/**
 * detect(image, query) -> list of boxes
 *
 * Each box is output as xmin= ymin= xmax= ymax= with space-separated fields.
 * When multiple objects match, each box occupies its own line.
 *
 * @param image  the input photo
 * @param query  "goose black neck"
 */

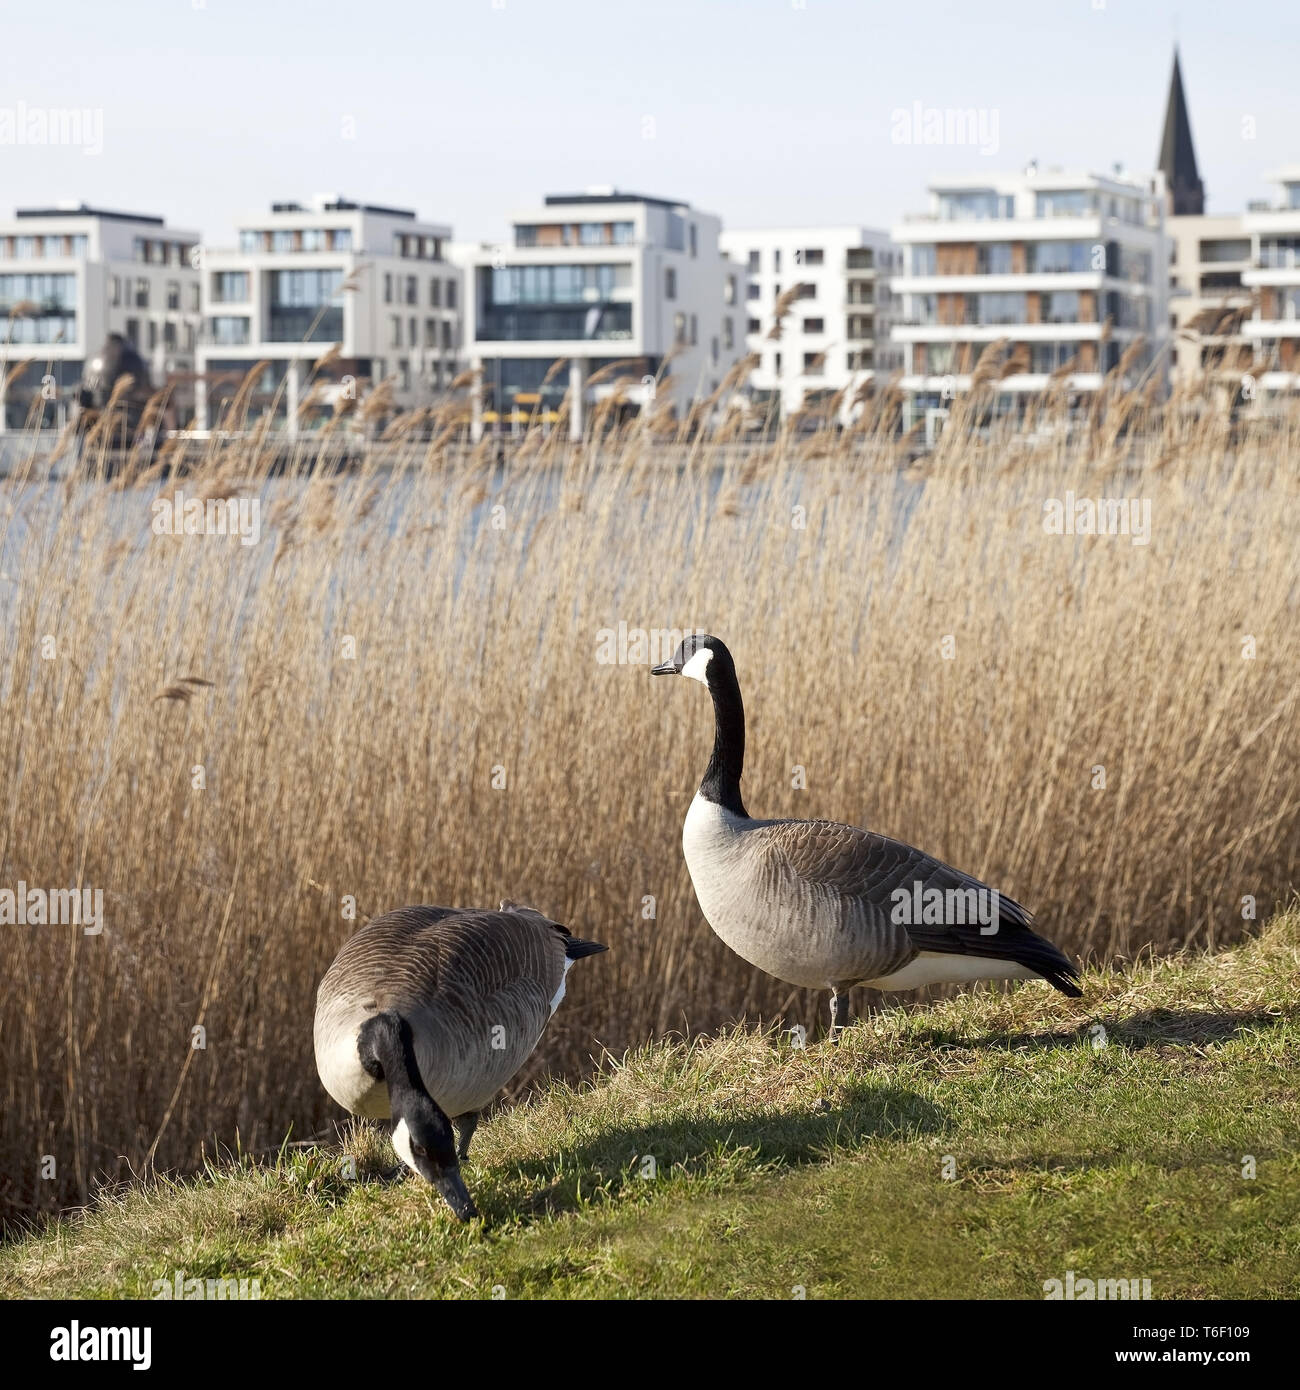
xmin=700 ymin=659 xmax=748 ymax=818
xmin=358 ymin=1010 xmax=440 ymax=1117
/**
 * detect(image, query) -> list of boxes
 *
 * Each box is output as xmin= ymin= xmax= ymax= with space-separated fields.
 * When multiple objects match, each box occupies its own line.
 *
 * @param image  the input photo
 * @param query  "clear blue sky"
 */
xmin=0 ymin=0 xmax=1295 ymax=244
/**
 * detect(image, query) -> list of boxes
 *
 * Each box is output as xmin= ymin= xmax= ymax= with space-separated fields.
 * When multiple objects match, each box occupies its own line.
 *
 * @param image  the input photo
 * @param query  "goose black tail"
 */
xmin=564 ymin=937 xmax=610 ymax=961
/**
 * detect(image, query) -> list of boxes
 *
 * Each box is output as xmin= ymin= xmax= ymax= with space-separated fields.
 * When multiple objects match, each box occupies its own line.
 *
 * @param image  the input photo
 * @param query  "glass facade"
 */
xmin=0 ymin=271 xmax=77 ymax=342
xmin=938 ymin=191 xmax=1014 ymax=220
xmin=1035 ymin=190 xmax=1097 ymax=218
xmin=209 ymin=316 xmax=251 ymax=345
xmin=211 ymin=271 xmax=250 ymax=302
xmin=1028 ymin=240 xmax=1094 ymax=273
xmin=488 ymin=263 xmax=628 ymax=304
xmin=267 ymin=268 xmax=344 ymax=341
xmin=515 ymin=221 xmax=635 ymax=248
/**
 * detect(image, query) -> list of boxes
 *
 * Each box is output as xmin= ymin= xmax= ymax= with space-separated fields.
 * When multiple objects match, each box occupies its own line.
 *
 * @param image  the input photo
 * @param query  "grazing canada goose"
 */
xmin=652 ymin=634 xmax=1081 ymax=1037
xmin=314 ymin=901 xmax=607 ymax=1220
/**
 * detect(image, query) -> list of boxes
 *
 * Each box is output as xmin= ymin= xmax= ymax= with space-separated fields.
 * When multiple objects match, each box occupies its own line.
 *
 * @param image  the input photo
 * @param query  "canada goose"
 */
xmin=651 ymin=635 xmax=1081 ymax=1037
xmin=313 ymin=901 xmax=607 ymax=1220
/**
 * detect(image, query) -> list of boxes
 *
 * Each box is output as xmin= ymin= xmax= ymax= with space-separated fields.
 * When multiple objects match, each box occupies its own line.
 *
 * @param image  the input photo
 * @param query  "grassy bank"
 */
xmin=4 ymin=911 xmax=1296 ymax=1300
xmin=3 ymin=390 xmax=1299 ymax=1225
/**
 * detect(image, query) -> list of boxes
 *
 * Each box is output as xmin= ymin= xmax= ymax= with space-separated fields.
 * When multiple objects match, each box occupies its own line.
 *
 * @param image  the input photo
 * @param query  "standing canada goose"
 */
xmin=651 ymin=634 xmax=1080 ymax=1037
xmin=314 ymin=901 xmax=607 ymax=1220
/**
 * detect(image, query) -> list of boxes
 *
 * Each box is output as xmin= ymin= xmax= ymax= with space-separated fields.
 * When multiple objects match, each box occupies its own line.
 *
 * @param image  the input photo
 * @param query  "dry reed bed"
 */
xmin=1 ymin=391 xmax=1297 ymax=1225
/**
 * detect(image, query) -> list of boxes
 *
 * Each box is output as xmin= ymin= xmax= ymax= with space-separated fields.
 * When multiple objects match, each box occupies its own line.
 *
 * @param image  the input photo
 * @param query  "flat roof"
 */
xmin=542 ymin=191 xmax=687 ymax=210
xmin=14 ymin=205 xmax=166 ymax=225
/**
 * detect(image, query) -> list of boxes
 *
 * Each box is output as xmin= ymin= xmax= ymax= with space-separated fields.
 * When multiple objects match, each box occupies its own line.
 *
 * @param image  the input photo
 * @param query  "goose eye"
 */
xmin=410 ymin=1142 xmax=428 ymax=1159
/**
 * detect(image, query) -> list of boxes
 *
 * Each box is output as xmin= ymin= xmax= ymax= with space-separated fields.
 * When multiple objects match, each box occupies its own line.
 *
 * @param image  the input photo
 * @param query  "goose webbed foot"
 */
xmin=454 ymin=1111 xmax=480 ymax=1162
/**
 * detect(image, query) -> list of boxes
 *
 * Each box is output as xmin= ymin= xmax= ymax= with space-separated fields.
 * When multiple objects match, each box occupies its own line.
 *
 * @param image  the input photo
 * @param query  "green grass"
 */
xmin=4 ymin=914 xmax=1298 ymax=1300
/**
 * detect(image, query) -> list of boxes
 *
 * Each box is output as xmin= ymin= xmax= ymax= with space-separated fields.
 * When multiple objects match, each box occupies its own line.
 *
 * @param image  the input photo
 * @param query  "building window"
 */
xmin=302 ymin=229 xmax=326 ymax=252
xmin=711 ymin=336 xmax=719 ymax=364
xmin=674 ymin=311 xmax=686 ymax=344
xmin=125 ymin=318 xmax=139 ymax=346
xmin=410 ymin=316 xmax=418 ymax=347
xmin=212 ymin=271 xmax=249 ymax=303
xmin=425 ymin=318 xmax=437 ymax=348
xmin=390 ymin=315 xmax=402 ymax=348
xmin=167 ymin=280 xmax=180 ymax=311
xmin=796 ymin=283 xmax=815 ymax=299
xmin=724 ymin=317 xmax=734 ymax=350
xmin=747 ymin=316 xmax=761 ymax=333
xmin=446 ymin=279 xmax=457 ymax=310
xmin=209 ymin=316 xmax=249 ymax=346
xmin=441 ymin=320 xmax=452 ymax=351
xmin=801 ymin=248 xmax=824 ymax=266
xmin=725 ymin=275 xmax=737 ymax=306
xmin=665 ymin=267 xmax=677 ymax=300
xmin=135 ymin=278 xmax=149 ymax=308
xmin=331 ymin=228 xmax=352 ymax=251
xmin=384 ymin=274 xmax=392 ymax=303
xmin=689 ymin=224 xmax=698 ymax=258
xmin=1035 ymin=190 xmax=1096 ymax=219
xmin=747 ymin=249 xmax=760 ymax=272
xmin=802 ymin=352 xmax=823 ymax=375
xmin=188 ymin=283 xmax=200 ymax=312
xmin=803 ymin=317 xmax=825 ymax=334
xmin=774 ymin=249 xmax=782 ymax=273
xmin=746 ymin=282 xmax=760 ymax=301
xmin=148 ymin=321 xmax=158 ymax=349
xmin=430 ymin=278 xmax=441 ymax=307
xmin=271 ymin=231 xmax=293 ymax=253
xmin=267 ymin=268 xmax=345 ymax=341
xmin=110 ymin=275 xmax=120 ymax=306
xmin=163 ymin=321 xmax=177 ymax=348
xmin=405 ymin=276 xmax=417 ymax=305
xmin=690 ymin=313 xmax=698 ymax=345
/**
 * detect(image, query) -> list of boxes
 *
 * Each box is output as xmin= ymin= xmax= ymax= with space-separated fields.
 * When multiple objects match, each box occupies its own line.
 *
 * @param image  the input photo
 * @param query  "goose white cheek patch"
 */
xmin=391 ymin=1117 xmax=416 ymax=1171
xmin=681 ymin=648 xmax=713 ymax=684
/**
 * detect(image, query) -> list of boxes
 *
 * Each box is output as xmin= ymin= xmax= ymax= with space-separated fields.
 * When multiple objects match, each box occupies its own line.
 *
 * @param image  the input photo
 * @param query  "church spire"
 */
xmin=1158 ymin=47 xmax=1205 ymax=215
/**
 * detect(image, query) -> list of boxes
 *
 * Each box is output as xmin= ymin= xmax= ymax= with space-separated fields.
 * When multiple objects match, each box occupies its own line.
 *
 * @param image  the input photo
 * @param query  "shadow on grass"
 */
xmin=488 ymin=1079 xmax=943 ymax=1224
xmin=910 ymin=1005 xmax=1292 ymax=1055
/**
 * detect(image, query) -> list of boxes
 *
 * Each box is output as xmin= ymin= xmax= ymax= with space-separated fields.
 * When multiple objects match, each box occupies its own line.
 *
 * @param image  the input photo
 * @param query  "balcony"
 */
xmin=477 ymin=303 xmax=633 ymax=342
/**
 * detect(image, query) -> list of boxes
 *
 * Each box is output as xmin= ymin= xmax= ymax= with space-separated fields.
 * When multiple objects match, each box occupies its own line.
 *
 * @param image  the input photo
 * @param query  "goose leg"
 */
xmin=828 ymin=988 xmax=852 ymax=1043
xmin=454 ymin=1111 xmax=480 ymax=1162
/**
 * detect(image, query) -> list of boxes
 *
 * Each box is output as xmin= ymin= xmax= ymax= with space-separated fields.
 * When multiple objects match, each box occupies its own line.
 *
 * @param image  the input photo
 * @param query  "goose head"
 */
xmin=391 ymin=1098 xmax=477 ymax=1222
xmin=651 ymin=633 xmax=734 ymax=687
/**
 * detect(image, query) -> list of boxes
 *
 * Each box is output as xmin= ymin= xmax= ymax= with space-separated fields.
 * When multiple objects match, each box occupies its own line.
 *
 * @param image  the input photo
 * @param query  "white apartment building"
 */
xmin=1167 ymin=213 xmax=1253 ymax=389
xmin=196 ymin=195 xmax=462 ymax=432
xmin=1242 ymin=167 xmax=1300 ymax=394
xmin=459 ymin=188 xmax=745 ymax=438
xmin=719 ymin=226 xmax=902 ymax=421
xmin=890 ymin=169 xmax=1170 ymax=426
xmin=0 ymin=204 xmax=200 ymax=431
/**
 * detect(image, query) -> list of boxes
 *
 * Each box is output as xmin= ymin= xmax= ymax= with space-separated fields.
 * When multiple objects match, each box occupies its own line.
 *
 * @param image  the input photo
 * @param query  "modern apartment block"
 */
xmin=0 ymin=204 xmax=201 ymax=431
xmin=890 ymin=169 xmax=1169 ymax=426
xmin=1167 ymin=213 xmax=1253 ymax=388
xmin=459 ymin=189 xmax=745 ymax=438
xmin=1242 ymin=168 xmax=1300 ymax=394
xmin=718 ymin=226 xmax=902 ymax=420
xmin=195 ymin=195 xmax=461 ymax=432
